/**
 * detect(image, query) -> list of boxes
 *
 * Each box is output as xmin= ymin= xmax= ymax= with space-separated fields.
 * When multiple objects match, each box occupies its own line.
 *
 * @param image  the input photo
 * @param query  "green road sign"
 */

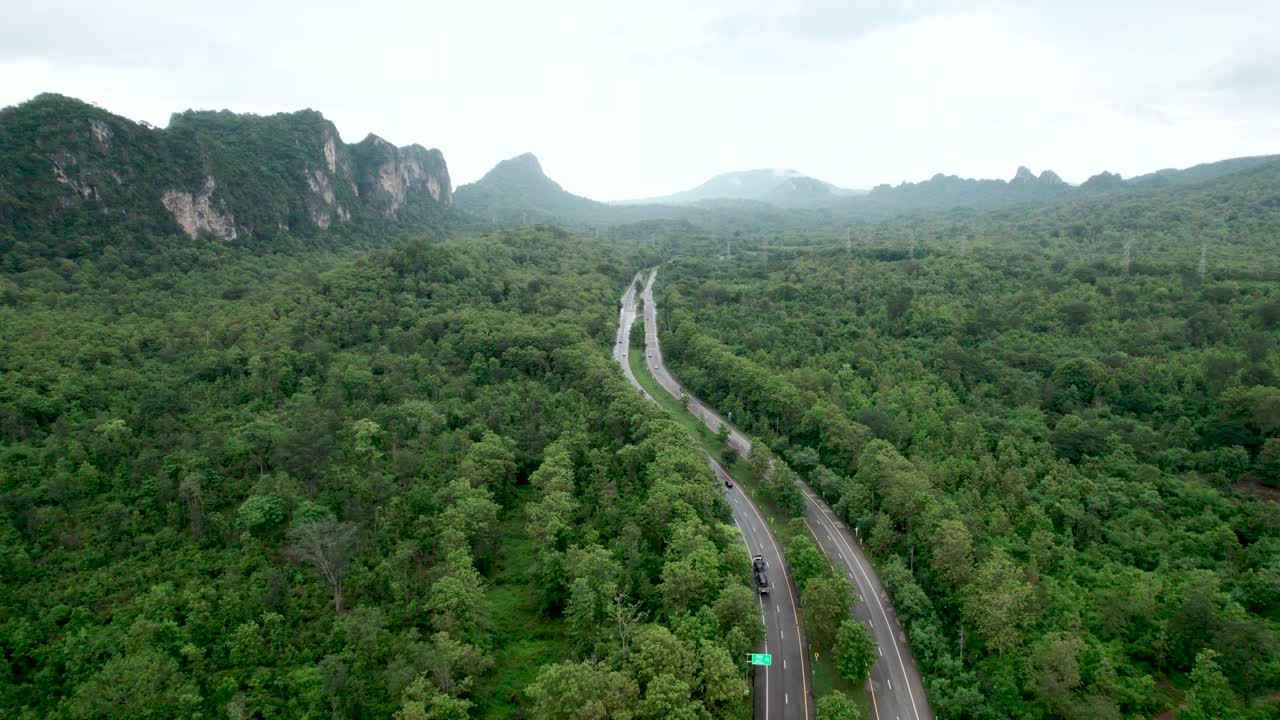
xmin=748 ymin=653 xmax=772 ymax=666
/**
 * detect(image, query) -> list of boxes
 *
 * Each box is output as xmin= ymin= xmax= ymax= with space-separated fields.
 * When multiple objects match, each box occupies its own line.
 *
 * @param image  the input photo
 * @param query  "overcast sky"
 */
xmin=2 ymin=0 xmax=1277 ymax=200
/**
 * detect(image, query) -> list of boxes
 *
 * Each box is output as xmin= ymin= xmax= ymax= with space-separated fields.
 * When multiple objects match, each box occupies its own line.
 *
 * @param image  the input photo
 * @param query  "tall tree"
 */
xmin=834 ymin=618 xmax=878 ymax=683
xmin=289 ymin=519 xmax=359 ymax=613
xmin=802 ymin=576 xmax=855 ymax=652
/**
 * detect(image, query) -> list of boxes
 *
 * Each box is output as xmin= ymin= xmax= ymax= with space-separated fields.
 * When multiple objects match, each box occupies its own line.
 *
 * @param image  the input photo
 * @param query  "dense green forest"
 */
xmin=654 ymin=162 xmax=1280 ymax=718
xmin=5 ymin=87 xmax=1280 ymax=720
xmin=0 ymin=226 xmax=774 ymax=719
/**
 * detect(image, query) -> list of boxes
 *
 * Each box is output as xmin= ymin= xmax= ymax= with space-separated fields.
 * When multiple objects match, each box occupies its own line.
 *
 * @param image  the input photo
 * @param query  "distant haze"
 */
xmin=1 ymin=0 xmax=1277 ymax=201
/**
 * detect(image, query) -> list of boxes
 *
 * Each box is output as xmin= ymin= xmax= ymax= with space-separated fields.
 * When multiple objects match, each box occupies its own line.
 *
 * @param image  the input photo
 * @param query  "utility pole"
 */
xmin=1199 ymin=243 xmax=1207 ymax=280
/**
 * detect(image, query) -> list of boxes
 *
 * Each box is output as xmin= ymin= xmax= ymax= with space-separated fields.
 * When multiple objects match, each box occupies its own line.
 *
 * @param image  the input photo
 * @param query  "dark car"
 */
xmin=752 ymin=554 xmax=769 ymax=594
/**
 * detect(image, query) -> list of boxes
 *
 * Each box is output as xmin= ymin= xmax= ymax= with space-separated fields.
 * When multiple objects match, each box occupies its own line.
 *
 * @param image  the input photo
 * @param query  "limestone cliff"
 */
xmin=160 ymin=177 xmax=238 ymax=241
xmin=0 ymin=93 xmax=455 ymax=242
xmin=351 ymin=135 xmax=453 ymax=219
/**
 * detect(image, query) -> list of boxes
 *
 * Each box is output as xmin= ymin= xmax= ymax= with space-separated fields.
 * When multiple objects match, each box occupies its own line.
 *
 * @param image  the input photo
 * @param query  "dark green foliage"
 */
xmin=833 ymin=619 xmax=877 ymax=684
xmin=784 ymin=530 xmax=827 ymax=591
xmin=801 ymin=576 xmax=854 ymax=653
xmin=653 ymin=167 xmax=1280 ymax=718
xmin=0 ymin=225 xmax=753 ymax=719
xmin=816 ymin=690 xmax=866 ymax=720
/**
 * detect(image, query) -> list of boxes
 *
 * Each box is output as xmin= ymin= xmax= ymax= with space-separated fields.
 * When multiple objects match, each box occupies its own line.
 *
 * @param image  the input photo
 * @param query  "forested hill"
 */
xmin=0 ymin=94 xmax=456 ymax=248
xmin=857 ymin=155 xmax=1280 ymax=214
xmin=454 ymin=153 xmax=608 ymax=224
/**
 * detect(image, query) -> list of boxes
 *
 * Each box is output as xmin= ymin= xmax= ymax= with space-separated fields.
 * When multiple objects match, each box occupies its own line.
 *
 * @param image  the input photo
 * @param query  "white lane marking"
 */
xmin=643 ymin=279 xmax=808 ymax=720
xmin=888 ymin=679 xmax=893 ymax=691
xmin=878 ymin=647 xmax=883 ymax=656
xmin=783 ymin=659 xmax=787 ymax=670
xmin=800 ymin=487 xmax=923 ymax=720
xmin=776 ymin=604 xmax=780 ymax=614
xmin=785 ymin=693 xmax=789 ymax=705
xmin=781 ymin=629 xmax=785 ymax=640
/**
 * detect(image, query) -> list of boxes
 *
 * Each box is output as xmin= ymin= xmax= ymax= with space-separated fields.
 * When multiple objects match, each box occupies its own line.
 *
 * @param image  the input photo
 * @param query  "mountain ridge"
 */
xmin=0 ymin=93 xmax=455 ymax=245
xmin=619 ymin=167 xmax=866 ymax=208
xmin=455 ymin=150 xmax=1280 ymax=230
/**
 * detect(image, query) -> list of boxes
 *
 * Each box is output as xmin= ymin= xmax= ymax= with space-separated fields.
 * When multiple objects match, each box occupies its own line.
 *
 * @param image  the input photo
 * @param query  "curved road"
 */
xmin=640 ymin=270 xmax=933 ymax=720
xmin=616 ymin=270 xmax=812 ymax=720
xmin=613 ymin=271 xmax=650 ymax=398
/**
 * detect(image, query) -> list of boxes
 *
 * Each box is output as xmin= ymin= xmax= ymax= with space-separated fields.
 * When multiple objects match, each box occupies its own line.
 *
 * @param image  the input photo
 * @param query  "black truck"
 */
xmin=753 ymin=554 xmax=770 ymax=594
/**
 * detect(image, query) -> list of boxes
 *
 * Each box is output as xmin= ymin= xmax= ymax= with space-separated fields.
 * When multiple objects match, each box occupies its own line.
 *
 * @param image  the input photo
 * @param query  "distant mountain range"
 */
xmin=618 ymin=168 xmax=866 ymax=209
xmin=457 ymin=151 xmax=1280 ymax=228
xmin=5 ymin=93 xmax=1277 ymax=246
xmin=857 ymin=157 xmax=1280 ymax=213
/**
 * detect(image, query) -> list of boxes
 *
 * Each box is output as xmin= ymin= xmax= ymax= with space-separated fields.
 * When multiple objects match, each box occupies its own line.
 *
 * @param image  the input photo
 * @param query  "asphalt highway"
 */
xmin=640 ymin=269 xmax=933 ymax=720
xmin=616 ymin=269 xmax=812 ymax=720
xmin=613 ymin=270 xmax=649 ymax=399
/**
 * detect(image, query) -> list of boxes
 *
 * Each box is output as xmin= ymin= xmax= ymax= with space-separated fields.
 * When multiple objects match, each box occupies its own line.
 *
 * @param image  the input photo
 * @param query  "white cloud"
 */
xmin=0 ymin=0 xmax=1276 ymax=200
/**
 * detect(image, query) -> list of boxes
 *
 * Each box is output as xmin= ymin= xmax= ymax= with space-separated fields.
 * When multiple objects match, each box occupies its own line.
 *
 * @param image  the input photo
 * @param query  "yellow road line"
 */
xmin=802 ymin=516 xmax=880 ymax=720
xmin=738 ymin=470 xmax=811 ymax=720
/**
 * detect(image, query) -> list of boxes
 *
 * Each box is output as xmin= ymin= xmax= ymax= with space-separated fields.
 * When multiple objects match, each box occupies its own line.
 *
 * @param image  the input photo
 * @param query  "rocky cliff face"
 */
xmin=351 ymin=135 xmax=452 ymax=219
xmin=0 ymin=94 xmax=454 ymax=242
xmin=161 ymin=177 xmax=238 ymax=241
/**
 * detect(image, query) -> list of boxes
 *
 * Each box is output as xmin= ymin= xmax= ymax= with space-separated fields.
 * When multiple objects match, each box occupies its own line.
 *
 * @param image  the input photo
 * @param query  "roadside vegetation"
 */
xmin=1 ymin=227 xmax=761 ymax=719
xmin=655 ymin=169 xmax=1280 ymax=718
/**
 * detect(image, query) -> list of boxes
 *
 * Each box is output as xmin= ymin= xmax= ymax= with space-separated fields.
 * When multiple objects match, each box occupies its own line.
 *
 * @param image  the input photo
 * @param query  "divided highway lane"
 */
xmin=641 ymin=269 xmax=933 ymax=720
xmin=615 ymin=270 xmax=812 ymax=720
xmin=640 ymin=272 xmax=750 ymax=456
xmin=613 ymin=270 xmax=649 ymax=398
xmin=800 ymin=488 xmax=931 ymax=720
xmin=711 ymin=457 xmax=812 ymax=720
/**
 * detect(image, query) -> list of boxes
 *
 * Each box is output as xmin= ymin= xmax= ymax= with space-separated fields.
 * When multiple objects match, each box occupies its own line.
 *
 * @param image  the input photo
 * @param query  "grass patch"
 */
xmin=628 ymin=347 xmax=718 ymax=446
xmin=811 ymin=651 xmax=870 ymax=709
xmin=629 ymin=341 xmax=871 ymax=713
xmin=476 ymin=486 xmax=570 ymax=718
